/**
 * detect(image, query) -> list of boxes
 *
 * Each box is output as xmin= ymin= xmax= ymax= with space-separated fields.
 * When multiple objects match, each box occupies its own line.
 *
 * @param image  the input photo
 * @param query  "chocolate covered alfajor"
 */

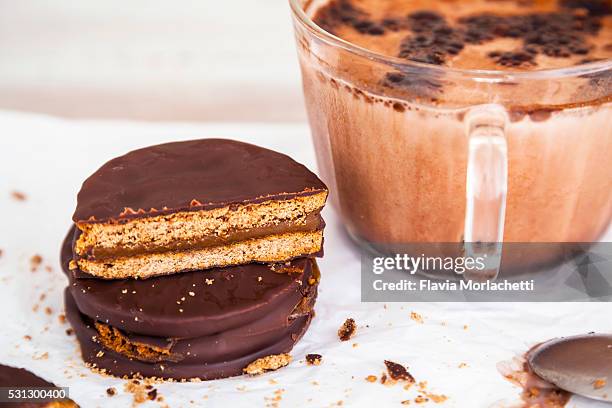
xmin=63 ymin=139 xmax=328 ymax=380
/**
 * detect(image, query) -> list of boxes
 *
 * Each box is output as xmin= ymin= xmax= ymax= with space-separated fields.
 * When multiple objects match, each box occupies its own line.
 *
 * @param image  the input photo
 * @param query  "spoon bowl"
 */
xmin=528 ymin=334 xmax=612 ymax=402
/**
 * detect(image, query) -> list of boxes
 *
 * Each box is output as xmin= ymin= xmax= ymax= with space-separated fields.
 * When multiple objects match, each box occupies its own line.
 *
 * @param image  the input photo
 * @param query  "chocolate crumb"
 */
xmin=66 ymin=328 xmax=74 ymax=336
xmin=306 ymin=354 xmax=322 ymax=366
xmin=380 ymin=373 xmax=388 ymax=384
xmin=399 ymin=11 xmax=465 ymax=65
xmin=147 ymin=389 xmax=157 ymax=400
xmin=384 ymin=360 xmax=416 ymax=383
xmin=106 ymin=387 xmax=116 ymax=396
xmin=488 ymin=50 xmax=535 ymax=67
xmin=338 ymin=318 xmax=356 ymax=341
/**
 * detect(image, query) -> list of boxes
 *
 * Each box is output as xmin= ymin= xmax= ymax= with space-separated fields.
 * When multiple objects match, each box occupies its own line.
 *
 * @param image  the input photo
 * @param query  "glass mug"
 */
xmin=289 ymin=0 xmax=612 ymax=272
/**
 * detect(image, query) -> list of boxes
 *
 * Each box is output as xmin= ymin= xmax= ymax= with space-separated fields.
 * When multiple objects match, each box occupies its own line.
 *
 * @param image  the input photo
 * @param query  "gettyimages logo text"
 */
xmin=372 ymin=253 xmax=487 ymax=275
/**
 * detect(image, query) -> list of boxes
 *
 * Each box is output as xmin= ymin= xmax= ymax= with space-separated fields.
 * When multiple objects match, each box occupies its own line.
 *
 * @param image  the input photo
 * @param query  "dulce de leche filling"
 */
xmin=76 ymin=211 xmax=324 ymax=261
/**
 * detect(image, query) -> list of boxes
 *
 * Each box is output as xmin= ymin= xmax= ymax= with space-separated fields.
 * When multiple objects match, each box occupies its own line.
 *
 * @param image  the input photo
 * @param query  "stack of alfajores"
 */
xmin=63 ymin=139 xmax=327 ymax=380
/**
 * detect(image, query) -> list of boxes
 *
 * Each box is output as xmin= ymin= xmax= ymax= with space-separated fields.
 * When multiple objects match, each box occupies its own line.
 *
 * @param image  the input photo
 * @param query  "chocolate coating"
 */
xmin=61 ymin=228 xmax=317 ymax=338
xmin=0 ymin=364 xmax=66 ymax=408
xmin=73 ymin=139 xmax=327 ymax=223
xmin=0 ymin=364 xmax=56 ymax=387
xmin=65 ymin=290 xmax=312 ymax=380
xmin=66 ymin=284 xmax=316 ymax=365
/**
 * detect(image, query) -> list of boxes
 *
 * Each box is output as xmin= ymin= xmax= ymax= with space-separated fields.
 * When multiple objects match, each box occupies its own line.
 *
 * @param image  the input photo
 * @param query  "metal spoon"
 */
xmin=528 ymin=334 xmax=612 ymax=402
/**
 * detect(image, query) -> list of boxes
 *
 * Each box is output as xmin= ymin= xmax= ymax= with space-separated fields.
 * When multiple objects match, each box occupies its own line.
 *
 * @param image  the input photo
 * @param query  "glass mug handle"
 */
xmin=463 ymin=104 xmax=508 ymax=281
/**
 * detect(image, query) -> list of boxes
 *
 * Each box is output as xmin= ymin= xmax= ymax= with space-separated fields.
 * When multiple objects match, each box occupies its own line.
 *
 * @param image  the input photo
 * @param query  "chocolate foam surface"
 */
xmin=313 ymin=0 xmax=612 ymax=71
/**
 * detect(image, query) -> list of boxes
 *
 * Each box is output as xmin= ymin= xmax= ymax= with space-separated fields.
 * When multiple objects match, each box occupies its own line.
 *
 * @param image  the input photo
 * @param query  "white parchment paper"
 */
xmin=0 ymin=111 xmax=610 ymax=408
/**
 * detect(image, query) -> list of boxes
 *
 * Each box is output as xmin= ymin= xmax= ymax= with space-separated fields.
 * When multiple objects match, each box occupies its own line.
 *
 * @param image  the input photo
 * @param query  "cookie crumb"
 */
xmin=11 ymin=191 xmax=27 ymax=201
xmin=30 ymin=254 xmax=43 ymax=272
xmin=147 ymin=389 xmax=157 ymax=400
xmin=410 ymin=312 xmax=424 ymax=324
xmin=305 ymin=354 xmax=322 ymax=366
xmin=45 ymin=307 xmax=53 ymax=315
xmin=123 ymin=379 xmax=159 ymax=405
xmin=33 ymin=352 xmax=49 ymax=360
xmin=66 ymin=328 xmax=74 ymax=336
xmin=205 ymin=278 xmax=214 ymax=285
xmin=106 ymin=387 xmax=116 ymax=396
xmin=338 ymin=318 xmax=356 ymax=341
xmin=384 ymin=360 xmax=415 ymax=383
xmin=594 ymin=378 xmax=607 ymax=389
xmin=425 ymin=393 xmax=448 ymax=403
xmin=244 ymin=353 xmax=292 ymax=375
xmin=58 ymin=314 xmax=66 ymax=324
xmin=23 ymin=335 xmax=32 ymax=341
xmin=365 ymin=375 xmax=377 ymax=383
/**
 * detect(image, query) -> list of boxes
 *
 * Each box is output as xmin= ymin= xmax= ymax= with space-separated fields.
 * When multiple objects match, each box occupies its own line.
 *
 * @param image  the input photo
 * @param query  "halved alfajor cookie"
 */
xmin=71 ymin=139 xmax=327 ymax=279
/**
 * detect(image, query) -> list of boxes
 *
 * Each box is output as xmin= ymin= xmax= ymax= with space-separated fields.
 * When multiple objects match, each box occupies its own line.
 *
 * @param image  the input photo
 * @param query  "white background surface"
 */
xmin=0 ymin=111 xmax=610 ymax=407
xmin=0 ymin=1 xmax=304 ymax=122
